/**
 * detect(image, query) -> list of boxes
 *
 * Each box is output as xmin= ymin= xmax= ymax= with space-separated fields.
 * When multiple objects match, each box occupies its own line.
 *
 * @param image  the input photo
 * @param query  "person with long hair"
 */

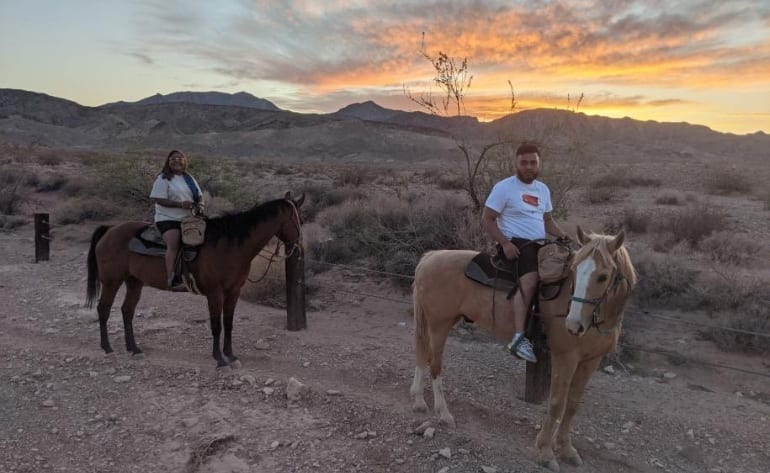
xmin=149 ymin=150 xmax=203 ymax=290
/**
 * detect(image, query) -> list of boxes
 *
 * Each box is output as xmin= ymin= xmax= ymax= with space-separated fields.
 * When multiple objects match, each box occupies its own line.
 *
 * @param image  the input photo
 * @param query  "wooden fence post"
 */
xmin=524 ymin=320 xmax=551 ymax=404
xmin=285 ymin=247 xmax=306 ymax=331
xmin=34 ymin=213 xmax=50 ymax=262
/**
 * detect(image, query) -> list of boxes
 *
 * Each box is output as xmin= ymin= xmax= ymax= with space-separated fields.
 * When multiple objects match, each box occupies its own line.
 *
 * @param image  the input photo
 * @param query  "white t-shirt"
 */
xmin=484 ymin=175 xmax=553 ymax=240
xmin=149 ymin=174 xmax=202 ymax=222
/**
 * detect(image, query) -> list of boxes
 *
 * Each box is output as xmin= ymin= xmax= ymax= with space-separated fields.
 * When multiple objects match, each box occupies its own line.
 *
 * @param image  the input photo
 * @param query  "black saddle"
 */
xmin=464 ymin=252 xmax=518 ymax=294
xmin=128 ymin=225 xmax=197 ymax=261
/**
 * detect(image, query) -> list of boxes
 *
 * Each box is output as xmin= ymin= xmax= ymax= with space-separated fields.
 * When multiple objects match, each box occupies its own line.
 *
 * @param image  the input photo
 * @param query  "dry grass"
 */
xmin=654 ymin=191 xmax=682 ymax=205
xmin=656 ymin=203 xmax=726 ymax=247
xmin=604 ymin=208 xmax=651 ymax=234
xmin=704 ymin=167 xmax=751 ymax=195
xmin=699 ymin=232 xmax=763 ymax=266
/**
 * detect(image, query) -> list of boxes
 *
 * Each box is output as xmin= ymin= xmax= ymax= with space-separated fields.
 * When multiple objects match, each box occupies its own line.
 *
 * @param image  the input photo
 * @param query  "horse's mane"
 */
xmin=205 ymin=198 xmax=289 ymax=246
xmin=574 ymin=234 xmax=637 ymax=289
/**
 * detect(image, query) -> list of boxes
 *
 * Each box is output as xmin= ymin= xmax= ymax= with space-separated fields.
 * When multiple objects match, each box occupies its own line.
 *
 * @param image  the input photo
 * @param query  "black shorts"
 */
xmin=496 ymin=238 xmax=543 ymax=277
xmin=155 ymin=220 xmax=181 ymax=235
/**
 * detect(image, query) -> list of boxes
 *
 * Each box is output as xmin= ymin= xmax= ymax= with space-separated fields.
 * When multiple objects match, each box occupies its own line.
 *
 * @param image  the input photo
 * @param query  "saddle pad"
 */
xmin=464 ymin=252 xmax=518 ymax=292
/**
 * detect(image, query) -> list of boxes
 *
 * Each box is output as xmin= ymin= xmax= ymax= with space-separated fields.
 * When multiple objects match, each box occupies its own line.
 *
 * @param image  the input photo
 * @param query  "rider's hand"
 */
xmin=502 ymin=241 xmax=519 ymax=260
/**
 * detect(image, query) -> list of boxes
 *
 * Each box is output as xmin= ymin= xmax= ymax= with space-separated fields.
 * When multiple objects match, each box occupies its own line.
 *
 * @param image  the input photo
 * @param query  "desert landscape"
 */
xmin=1 ymin=89 xmax=769 ymax=473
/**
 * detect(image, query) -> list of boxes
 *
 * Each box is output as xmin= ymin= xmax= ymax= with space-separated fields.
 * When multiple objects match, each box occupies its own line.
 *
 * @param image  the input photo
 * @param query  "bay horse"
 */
xmin=410 ymin=227 xmax=636 ymax=471
xmin=85 ymin=193 xmax=304 ymax=368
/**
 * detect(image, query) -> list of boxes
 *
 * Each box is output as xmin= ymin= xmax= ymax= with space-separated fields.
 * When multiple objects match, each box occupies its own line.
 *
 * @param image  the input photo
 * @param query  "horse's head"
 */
xmin=277 ymin=192 xmax=305 ymax=255
xmin=565 ymin=226 xmax=633 ymax=336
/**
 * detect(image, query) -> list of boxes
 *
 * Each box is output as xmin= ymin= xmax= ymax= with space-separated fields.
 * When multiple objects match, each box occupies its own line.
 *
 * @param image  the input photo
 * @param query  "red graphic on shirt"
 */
xmin=522 ymin=194 xmax=539 ymax=207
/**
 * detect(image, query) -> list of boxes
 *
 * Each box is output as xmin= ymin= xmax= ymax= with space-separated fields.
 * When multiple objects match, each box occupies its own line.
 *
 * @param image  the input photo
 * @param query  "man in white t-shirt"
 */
xmin=481 ymin=143 xmax=569 ymax=363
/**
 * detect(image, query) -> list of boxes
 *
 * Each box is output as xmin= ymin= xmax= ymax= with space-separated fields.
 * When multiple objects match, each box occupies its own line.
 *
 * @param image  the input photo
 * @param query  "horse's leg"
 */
xmin=536 ymin=353 xmax=579 ymax=472
xmin=97 ymin=281 xmax=121 ymax=354
xmin=206 ymin=291 xmax=227 ymax=368
xmin=410 ymin=300 xmax=430 ymax=413
xmin=121 ymin=276 xmax=144 ymax=356
xmin=555 ymin=356 xmax=602 ymax=466
xmin=222 ymin=290 xmax=240 ymax=368
xmin=429 ymin=320 xmax=457 ymax=427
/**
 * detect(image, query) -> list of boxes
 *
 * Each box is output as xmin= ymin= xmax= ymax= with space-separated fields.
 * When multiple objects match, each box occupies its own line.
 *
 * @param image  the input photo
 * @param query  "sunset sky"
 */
xmin=1 ymin=0 xmax=769 ymax=134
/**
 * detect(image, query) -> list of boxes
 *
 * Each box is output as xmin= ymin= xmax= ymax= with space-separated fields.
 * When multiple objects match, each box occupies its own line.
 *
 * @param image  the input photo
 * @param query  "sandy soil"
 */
xmin=1 ymin=221 xmax=769 ymax=473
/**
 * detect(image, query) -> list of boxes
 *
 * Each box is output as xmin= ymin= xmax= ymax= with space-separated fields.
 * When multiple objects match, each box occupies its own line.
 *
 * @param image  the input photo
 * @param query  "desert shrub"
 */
xmin=605 ymin=208 xmax=651 ymax=234
xmin=655 ymin=192 xmax=682 ymax=205
xmin=438 ymin=174 xmax=466 ymax=190
xmin=299 ymin=182 xmax=366 ymax=222
xmin=81 ymin=156 xmax=157 ymax=213
xmin=0 ymin=181 xmax=23 ymax=215
xmin=656 ymin=204 xmax=726 ymax=247
xmin=0 ymin=166 xmax=40 ymax=187
xmin=35 ymin=174 xmax=69 ymax=193
xmin=632 ymin=251 xmax=698 ymax=308
xmin=763 ymin=190 xmax=770 ymax=211
xmin=705 ymin=168 xmax=751 ymax=195
xmin=334 ymin=166 xmax=377 ymax=187
xmin=239 ymin=248 xmax=287 ymax=307
xmin=699 ymin=232 xmax=763 ymax=266
xmin=273 ymin=165 xmax=295 ymax=176
xmin=591 ymin=169 xmax=660 ymax=188
xmin=309 ymin=194 xmax=480 ymax=283
xmin=586 ymin=186 xmax=617 ymax=204
xmin=36 ymin=153 xmax=63 ymax=166
xmin=55 ymin=198 xmax=120 ymax=224
xmin=0 ymin=215 xmax=27 ymax=230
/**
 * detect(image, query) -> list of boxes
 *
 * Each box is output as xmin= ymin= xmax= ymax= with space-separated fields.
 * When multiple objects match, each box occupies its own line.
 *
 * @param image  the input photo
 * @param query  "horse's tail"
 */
xmin=412 ymin=255 xmax=432 ymax=368
xmin=85 ymin=225 xmax=110 ymax=309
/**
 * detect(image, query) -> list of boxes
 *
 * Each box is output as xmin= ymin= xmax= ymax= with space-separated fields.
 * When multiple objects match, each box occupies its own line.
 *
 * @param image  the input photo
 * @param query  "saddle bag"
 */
xmin=538 ymin=242 xmax=573 ymax=284
xmin=180 ymin=216 xmax=206 ymax=246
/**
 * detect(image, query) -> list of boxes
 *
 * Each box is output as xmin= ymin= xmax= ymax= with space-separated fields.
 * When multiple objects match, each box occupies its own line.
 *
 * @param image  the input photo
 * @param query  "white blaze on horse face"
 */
xmin=566 ymin=256 xmax=597 ymax=335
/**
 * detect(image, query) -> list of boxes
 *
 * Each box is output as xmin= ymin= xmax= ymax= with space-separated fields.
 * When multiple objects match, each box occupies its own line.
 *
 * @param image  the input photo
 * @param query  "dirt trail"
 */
xmin=1 ymin=229 xmax=769 ymax=473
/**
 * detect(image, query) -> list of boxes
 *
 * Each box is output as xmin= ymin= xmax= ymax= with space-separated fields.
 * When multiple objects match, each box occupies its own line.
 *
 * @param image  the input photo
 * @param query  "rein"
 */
xmin=247 ymin=198 xmax=303 ymax=284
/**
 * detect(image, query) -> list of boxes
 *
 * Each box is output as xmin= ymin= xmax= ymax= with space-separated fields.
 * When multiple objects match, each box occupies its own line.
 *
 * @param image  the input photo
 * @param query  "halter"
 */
xmin=570 ymin=263 xmax=627 ymax=335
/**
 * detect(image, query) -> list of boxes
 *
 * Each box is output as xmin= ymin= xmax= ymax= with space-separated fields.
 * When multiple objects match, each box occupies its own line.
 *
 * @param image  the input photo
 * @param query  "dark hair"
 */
xmin=515 ymin=143 xmax=540 ymax=157
xmin=160 ymin=149 xmax=186 ymax=180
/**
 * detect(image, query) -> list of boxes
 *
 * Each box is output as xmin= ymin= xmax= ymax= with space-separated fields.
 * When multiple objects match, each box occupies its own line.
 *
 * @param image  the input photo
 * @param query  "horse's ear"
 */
xmin=608 ymin=230 xmax=625 ymax=253
xmin=576 ymin=225 xmax=591 ymax=246
xmin=294 ymin=193 xmax=305 ymax=208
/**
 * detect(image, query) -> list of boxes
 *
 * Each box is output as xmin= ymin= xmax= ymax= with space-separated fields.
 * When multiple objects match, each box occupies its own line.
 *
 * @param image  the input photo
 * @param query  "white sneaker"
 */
xmin=508 ymin=334 xmax=538 ymax=363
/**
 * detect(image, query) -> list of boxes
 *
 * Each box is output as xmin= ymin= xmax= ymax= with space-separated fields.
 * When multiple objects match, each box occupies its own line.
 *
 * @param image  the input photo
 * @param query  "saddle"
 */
xmin=128 ymin=225 xmax=204 ymax=293
xmin=128 ymin=225 xmax=198 ymax=261
xmin=464 ymin=252 xmax=519 ymax=295
xmin=465 ymin=251 xmax=569 ymax=297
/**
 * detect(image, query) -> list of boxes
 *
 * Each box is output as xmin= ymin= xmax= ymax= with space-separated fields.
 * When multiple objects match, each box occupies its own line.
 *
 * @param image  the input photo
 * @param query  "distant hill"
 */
xmin=104 ymin=91 xmax=281 ymax=111
xmin=0 ymin=88 xmax=767 ymax=166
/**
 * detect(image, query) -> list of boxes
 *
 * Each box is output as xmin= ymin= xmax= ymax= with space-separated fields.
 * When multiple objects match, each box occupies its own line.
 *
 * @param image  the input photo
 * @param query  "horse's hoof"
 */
xmin=539 ymin=459 xmax=560 ymax=472
xmin=228 ymin=359 xmax=242 ymax=370
xmin=439 ymin=414 xmax=456 ymax=428
xmin=131 ymin=352 xmax=145 ymax=360
xmin=412 ymin=401 xmax=428 ymax=413
xmin=560 ymin=454 xmax=582 ymax=467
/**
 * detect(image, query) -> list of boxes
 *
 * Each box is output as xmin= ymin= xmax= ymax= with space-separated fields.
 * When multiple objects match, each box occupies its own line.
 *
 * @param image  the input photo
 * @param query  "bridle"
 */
xmin=570 ymin=263 xmax=627 ymax=335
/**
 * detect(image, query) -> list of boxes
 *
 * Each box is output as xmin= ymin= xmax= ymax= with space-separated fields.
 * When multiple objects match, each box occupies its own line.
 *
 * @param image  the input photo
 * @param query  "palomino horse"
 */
xmin=410 ymin=227 xmax=636 ymax=471
xmin=86 ymin=194 xmax=304 ymax=368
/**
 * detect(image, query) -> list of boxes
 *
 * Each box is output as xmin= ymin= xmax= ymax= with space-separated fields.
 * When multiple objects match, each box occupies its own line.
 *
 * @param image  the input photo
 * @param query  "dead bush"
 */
xmin=591 ymin=169 xmax=660 ymax=188
xmin=654 ymin=192 xmax=682 ymax=205
xmin=632 ymin=251 xmax=697 ymax=308
xmin=333 ymin=166 xmax=377 ymax=187
xmin=36 ymin=153 xmax=64 ymax=166
xmin=36 ymin=174 xmax=69 ymax=193
xmin=239 ymin=250 xmax=287 ymax=307
xmin=586 ymin=186 xmax=617 ymax=204
xmin=0 ymin=215 xmax=27 ymax=230
xmin=705 ymin=168 xmax=751 ymax=195
xmin=299 ymin=182 xmax=366 ymax=222
xmin=438 ymin=174 xmax=466 ymax=190
xmin=55 ymin=198 xmax=121 ymax=224
xmin=309 ymin=194 xmax=480 ymax=283
xmin=656 ymin=204 xmax=726 ymax=247
xmin=699 ymin=232 xmax=763 ymax=266
xmin=604 ymin=208 xmax=650 ymax=234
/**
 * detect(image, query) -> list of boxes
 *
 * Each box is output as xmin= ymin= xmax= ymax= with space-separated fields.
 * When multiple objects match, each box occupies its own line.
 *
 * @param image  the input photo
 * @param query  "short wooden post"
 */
xmin=34 ymin=213 xmax=50 ymax=262
xmin=285 ymin=246 xmax=306 ymax=331
xmin=524 ymin=320 xmax=551 ymax=404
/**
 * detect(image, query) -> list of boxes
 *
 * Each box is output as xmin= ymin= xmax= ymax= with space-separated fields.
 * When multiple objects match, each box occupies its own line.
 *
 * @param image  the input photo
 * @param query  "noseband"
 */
xmin=570 ymin=266 xmax=626 ymax=334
